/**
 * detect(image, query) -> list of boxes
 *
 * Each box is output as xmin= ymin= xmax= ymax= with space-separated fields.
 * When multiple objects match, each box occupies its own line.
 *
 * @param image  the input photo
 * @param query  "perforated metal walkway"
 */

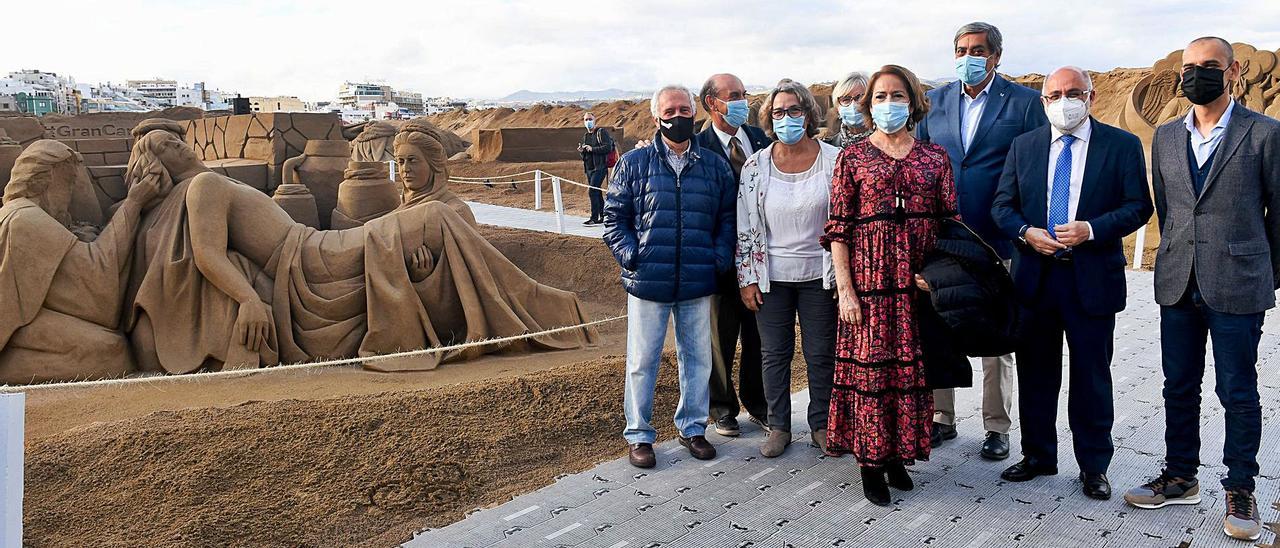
xmin=468 ymin=201 xmax=605 ymax=239
xmin=406 ymin=272 xmax=1280 ymax=548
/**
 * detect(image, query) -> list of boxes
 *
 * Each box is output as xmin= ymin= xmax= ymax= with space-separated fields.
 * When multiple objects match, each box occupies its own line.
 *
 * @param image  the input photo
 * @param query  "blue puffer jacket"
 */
xmin=603 ymin=132 xmax=736 ymax=303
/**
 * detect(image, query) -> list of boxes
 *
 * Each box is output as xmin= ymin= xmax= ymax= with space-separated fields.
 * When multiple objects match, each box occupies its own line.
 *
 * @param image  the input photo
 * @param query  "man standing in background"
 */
xmin=917 ymin=21 xmax=1048 ymax=460
xmin=579 ymin=112 xmax=614 ymax=226
xmin=695 ymin=73 xmax=774 ymax=437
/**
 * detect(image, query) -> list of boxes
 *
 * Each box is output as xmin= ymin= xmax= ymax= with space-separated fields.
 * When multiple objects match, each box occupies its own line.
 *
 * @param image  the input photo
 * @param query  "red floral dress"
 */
xmin=819 ymin=138 xmax=957 ymax=466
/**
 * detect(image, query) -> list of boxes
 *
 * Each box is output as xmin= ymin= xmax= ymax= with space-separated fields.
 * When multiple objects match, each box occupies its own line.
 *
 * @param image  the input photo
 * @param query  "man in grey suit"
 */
xmin=1122 ymin=37 xmax=1280 ymax=543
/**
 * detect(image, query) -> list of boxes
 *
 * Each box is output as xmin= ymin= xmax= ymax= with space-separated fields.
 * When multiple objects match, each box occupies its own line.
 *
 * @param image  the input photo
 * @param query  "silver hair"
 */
xmin=1050 ymin=66 xmax=1094 ymax=90
xmin=831 ymin=71 xmax=869 ymax=107
xmin=650 ymin=85 xmax=698 ymax=118
xmin=954 ymin=22 xmax=1003 ymax=55
xmin=760 ymin=79 xmax=822 ymax=139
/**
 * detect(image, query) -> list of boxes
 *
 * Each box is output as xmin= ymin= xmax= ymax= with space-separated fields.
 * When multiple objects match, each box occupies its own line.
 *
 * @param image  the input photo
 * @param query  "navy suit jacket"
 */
xmin=990 ymin=119 xmax=1154 ymax=316
xmin=695 ymin=123 xmax=772 ymax=185
xmin=918 ymin=75 xmax=1048 ymax=258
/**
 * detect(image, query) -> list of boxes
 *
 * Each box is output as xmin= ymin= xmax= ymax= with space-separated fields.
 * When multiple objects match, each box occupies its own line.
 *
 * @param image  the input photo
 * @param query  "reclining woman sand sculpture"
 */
xmin=126 ymin=118 xmax=596 ymax=375
xmin=0 ymin=140 xmax=165 ymax=384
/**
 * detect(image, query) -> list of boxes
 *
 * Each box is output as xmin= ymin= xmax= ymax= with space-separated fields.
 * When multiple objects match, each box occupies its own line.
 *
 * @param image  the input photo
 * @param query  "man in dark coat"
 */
xmin=604 ymin=84 xmax=736 ymax=468
xmin=695 ymin=72 xmax=774 ymax=437
xmin=991 ymin=66 xmax=1153 ymax=501
xmin=579 ymin=111 xmax=614 ymax=225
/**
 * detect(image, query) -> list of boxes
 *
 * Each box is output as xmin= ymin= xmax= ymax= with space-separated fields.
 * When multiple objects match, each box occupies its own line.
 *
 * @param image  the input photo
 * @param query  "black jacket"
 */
xmin=919 ymin=219 xmax=1020 ymax=389
xmin=581 ymin=127 xmax=615 ymax=173
xmin=693 ymin=124 xmax=772 ymax=185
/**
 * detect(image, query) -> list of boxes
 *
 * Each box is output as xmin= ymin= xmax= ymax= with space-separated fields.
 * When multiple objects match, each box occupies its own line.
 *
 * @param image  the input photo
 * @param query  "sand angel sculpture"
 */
xmin=0 ymin=140 xmax=167 ymax=384
xmin=124 ymin=118 xmax=597 ymax=377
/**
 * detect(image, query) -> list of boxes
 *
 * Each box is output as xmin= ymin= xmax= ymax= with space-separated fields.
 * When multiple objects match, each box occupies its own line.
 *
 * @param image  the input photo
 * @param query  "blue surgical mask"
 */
xmin=772 ymin=114 xmax=806 ymax=145
xmin=955 ymin=55 xmax=990 ymax=86
xmin=837 ymin=105 xmax=864 ymax=128
xmin=871 ymin=101 xmax=910 ymax=134
xmin=585 ymin=119 xmax=596 ymax=130
xmin=723 ymin=99 xmax=749 ymax=128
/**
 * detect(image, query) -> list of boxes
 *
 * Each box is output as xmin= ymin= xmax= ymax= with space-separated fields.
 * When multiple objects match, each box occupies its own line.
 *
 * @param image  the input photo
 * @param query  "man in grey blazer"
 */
xmin=1122 ymin=36 xmax=1280 ymax=543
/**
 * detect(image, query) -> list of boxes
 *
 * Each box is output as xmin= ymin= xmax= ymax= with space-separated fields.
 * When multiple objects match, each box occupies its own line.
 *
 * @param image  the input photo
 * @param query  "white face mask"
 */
xmin=1045 ymin=97 xmax=1090 ymax=133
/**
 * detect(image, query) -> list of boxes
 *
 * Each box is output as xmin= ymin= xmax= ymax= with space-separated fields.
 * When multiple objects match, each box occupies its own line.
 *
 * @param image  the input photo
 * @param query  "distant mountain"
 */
xmin=499 ymin=88 xmax=649 ymax=103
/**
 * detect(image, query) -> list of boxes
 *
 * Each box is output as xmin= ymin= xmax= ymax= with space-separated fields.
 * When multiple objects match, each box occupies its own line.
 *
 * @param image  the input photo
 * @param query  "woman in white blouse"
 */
xmin=736 ymin=80 xmax=840 ymax=458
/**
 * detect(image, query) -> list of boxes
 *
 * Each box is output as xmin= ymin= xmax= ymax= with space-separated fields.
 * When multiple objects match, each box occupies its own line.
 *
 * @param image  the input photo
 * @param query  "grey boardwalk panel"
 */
xmin=405 ymin=273 xmax=1280 ymax=548
xmin=466 ymin=201 xmax=605 ymax=239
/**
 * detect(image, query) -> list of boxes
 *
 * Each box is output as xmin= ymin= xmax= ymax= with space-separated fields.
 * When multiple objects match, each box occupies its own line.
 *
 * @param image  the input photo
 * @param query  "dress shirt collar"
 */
xmin=1050 ymin=117 xmax=1093 ymax=145
xmin=962 ymin=77 xmax=994 ymax=104
xmin=713 ymin=123 xmax=748 ymax=151
xmin=1184 ymin=98 xmax=1235 ymax=141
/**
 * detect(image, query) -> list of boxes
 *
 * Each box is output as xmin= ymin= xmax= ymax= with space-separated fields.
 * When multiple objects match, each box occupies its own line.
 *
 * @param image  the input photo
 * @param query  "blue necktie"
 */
xmin=1048 ymin=134 xmax=1076 ymax=239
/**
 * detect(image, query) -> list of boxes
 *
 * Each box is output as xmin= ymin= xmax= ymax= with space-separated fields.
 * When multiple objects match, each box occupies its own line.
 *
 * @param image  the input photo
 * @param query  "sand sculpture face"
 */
xmin=395 ymin=142 xmax=436 ymax=192
xmin=392 ymin=124 xmax=450 ymax=196
xmin=3 ymin=141 xmax=81 ymax=226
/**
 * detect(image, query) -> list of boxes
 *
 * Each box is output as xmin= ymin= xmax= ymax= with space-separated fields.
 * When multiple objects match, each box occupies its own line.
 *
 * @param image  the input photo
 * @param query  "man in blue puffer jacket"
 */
xmin=604 ymin=84 xmax=737 ymax=468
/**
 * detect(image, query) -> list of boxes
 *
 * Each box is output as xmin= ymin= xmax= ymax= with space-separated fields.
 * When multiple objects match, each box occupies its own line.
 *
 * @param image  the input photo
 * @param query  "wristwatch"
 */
xmin=1018 ymin=224 xmax=1031 ymax=243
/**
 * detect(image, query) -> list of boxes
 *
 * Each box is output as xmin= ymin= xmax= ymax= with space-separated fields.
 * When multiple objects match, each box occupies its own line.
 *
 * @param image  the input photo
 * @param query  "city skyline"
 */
xmin=7 ymin=0 xmax=1279 ymax=101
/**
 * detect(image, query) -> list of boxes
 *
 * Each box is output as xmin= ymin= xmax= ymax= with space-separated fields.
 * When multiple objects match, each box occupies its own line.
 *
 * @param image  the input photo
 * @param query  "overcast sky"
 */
xmin=4 ymin=0 xmax=1279 ymax=101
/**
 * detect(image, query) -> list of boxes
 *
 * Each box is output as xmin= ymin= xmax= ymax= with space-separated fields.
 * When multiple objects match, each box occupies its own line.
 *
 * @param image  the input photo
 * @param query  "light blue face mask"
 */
xmin=723 ymin=99 xmax=749 ymax=128
xmin=955 ymin=55 xmax=989 ymax=86
xmin=585 ymin=119 xmax=596 ymax=130
xmin=772 ymin=114 xmax=806 ymax=145
xmin=871 ymin=101 xmax=910 ymax=134
xmin=837 ymin=105 xmax=864 ymax=128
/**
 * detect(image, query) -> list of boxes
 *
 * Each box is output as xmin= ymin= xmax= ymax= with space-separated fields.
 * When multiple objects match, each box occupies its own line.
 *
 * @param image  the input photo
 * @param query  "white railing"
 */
xmin=447 ymin=169 xmax=597 ymax=235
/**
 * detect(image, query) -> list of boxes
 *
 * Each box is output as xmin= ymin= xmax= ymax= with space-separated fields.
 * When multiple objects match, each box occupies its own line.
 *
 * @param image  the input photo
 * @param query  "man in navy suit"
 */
xmin=991 ymin=66 xmax=1153 ymax=500
xmin=917 ymin=21 xmax=1048 ymax=460
xmin=695 ymin=73 xmax=775 ymax=437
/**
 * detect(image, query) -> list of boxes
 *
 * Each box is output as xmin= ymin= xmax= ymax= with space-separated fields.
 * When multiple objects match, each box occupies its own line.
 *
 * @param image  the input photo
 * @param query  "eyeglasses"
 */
xmin=1042 ymin=89 xmax=1092 ymax=102
xmin=836 ymin=94 xmax=863 ymax=107
xmin=770 ymin=106 xmax=806 ymax=119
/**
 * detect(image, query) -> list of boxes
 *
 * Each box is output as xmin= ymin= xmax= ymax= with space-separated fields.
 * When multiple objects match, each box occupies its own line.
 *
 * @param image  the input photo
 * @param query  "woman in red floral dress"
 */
xmin=820 ymin=65 xmax=958 ymax=506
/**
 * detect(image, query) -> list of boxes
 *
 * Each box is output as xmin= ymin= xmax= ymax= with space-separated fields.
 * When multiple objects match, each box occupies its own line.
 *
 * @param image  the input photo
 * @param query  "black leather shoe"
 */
xmin=981 ymin=432 xmax=1010 ymax=460
xmin=861 ymin=466 xmax=891 ymax=506
xmin=629 ymin=443 xmax=656 ymax=468
xmin=1081 ymin=472 xmax=1112 ymax=500
xmin=930 ymin=422 xmax=957 ymax=448
xmin=1001 ymin=459 xmax=1058 ymax=482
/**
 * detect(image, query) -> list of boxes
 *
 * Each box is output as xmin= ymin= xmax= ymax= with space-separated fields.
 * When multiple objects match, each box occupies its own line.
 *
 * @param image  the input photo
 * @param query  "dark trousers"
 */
xmin=1015 ymin=262 xmax=1116 ymax=474
xmin=587 ymin=168 xmax=607 ymax=221
xmin=755 ymin=280 xmax=836 ymax=432
xmin=1160 ymin=284 xmax=1264 ymax=491
xmin=709 ymin=273 xmax=766 ymax=421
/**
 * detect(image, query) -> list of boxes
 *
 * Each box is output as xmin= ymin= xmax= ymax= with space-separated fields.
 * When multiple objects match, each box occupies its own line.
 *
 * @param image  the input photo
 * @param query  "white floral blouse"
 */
xmin=735 ymin=140 xmax=841 ymax=293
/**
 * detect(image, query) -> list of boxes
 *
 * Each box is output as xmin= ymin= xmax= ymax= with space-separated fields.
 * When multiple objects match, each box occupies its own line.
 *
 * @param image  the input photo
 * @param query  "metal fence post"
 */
xmin=552 ymin=176 xmax=565 ymax=234
xmin=534 ymin=170 xmax=543 ymax=210
xmin=1132 ymin=223 xmax=1148 ymax=270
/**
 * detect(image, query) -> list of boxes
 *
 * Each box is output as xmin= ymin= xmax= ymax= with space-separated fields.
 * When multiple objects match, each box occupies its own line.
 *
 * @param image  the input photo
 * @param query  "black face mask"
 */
xmin=1181 ymin=65 xmax=1226 ymax=106
xmin=658 ymin=115 xmax=695 ymax=144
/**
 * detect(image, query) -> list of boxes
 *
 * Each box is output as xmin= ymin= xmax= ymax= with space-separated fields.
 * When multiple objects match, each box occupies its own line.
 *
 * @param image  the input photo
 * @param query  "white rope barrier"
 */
xmin=0 ymin=315 xmax=627 ymax=393
xmin=448 ymin=178 xmax=542 ymax=186
xmin=449 ymin=170 xmax=541 ymax=181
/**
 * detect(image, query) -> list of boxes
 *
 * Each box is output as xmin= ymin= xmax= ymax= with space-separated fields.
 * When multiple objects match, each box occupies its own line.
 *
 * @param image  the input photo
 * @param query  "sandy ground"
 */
xmin=21 ymin=223 xmax=810 ymax=547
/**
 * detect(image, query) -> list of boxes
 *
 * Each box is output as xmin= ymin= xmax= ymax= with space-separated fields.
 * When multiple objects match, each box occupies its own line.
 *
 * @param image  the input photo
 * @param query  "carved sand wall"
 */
xmin=181 ymin=113 xmax=345 ymax=191
xmin=471 ymin=127 xmax=624 ymax=163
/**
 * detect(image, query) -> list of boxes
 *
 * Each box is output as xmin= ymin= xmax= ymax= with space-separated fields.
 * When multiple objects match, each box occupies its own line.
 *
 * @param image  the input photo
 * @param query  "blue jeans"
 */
xmin=1161 ymin=286 xmax=1264 ymax=491
xmin=623 ymin=294 xmax=713 ymax=444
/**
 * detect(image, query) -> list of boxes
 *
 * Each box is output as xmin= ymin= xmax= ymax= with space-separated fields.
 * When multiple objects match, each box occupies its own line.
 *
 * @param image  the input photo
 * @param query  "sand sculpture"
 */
xmin=271 ymin=183 xmax=320 ymax=228
xmin=0 ymin=130 xmax=21 ymax=196
xmin=394 ymin=120 xmax=475 ymax=225
xmin=0 ymin=140 xmax=166 ymax=384
xmin=279 ymin=139 xmax=349 ymax=228
xmin=330 ymin=161 xmax=402 ymax=229
xmin=1119 ymin=43 xmax=1280 ymax=144
xmin=110 ymin=118 xmax=594 ymax=378
xmin=350 ymin=121 xmax=398 ymax=162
